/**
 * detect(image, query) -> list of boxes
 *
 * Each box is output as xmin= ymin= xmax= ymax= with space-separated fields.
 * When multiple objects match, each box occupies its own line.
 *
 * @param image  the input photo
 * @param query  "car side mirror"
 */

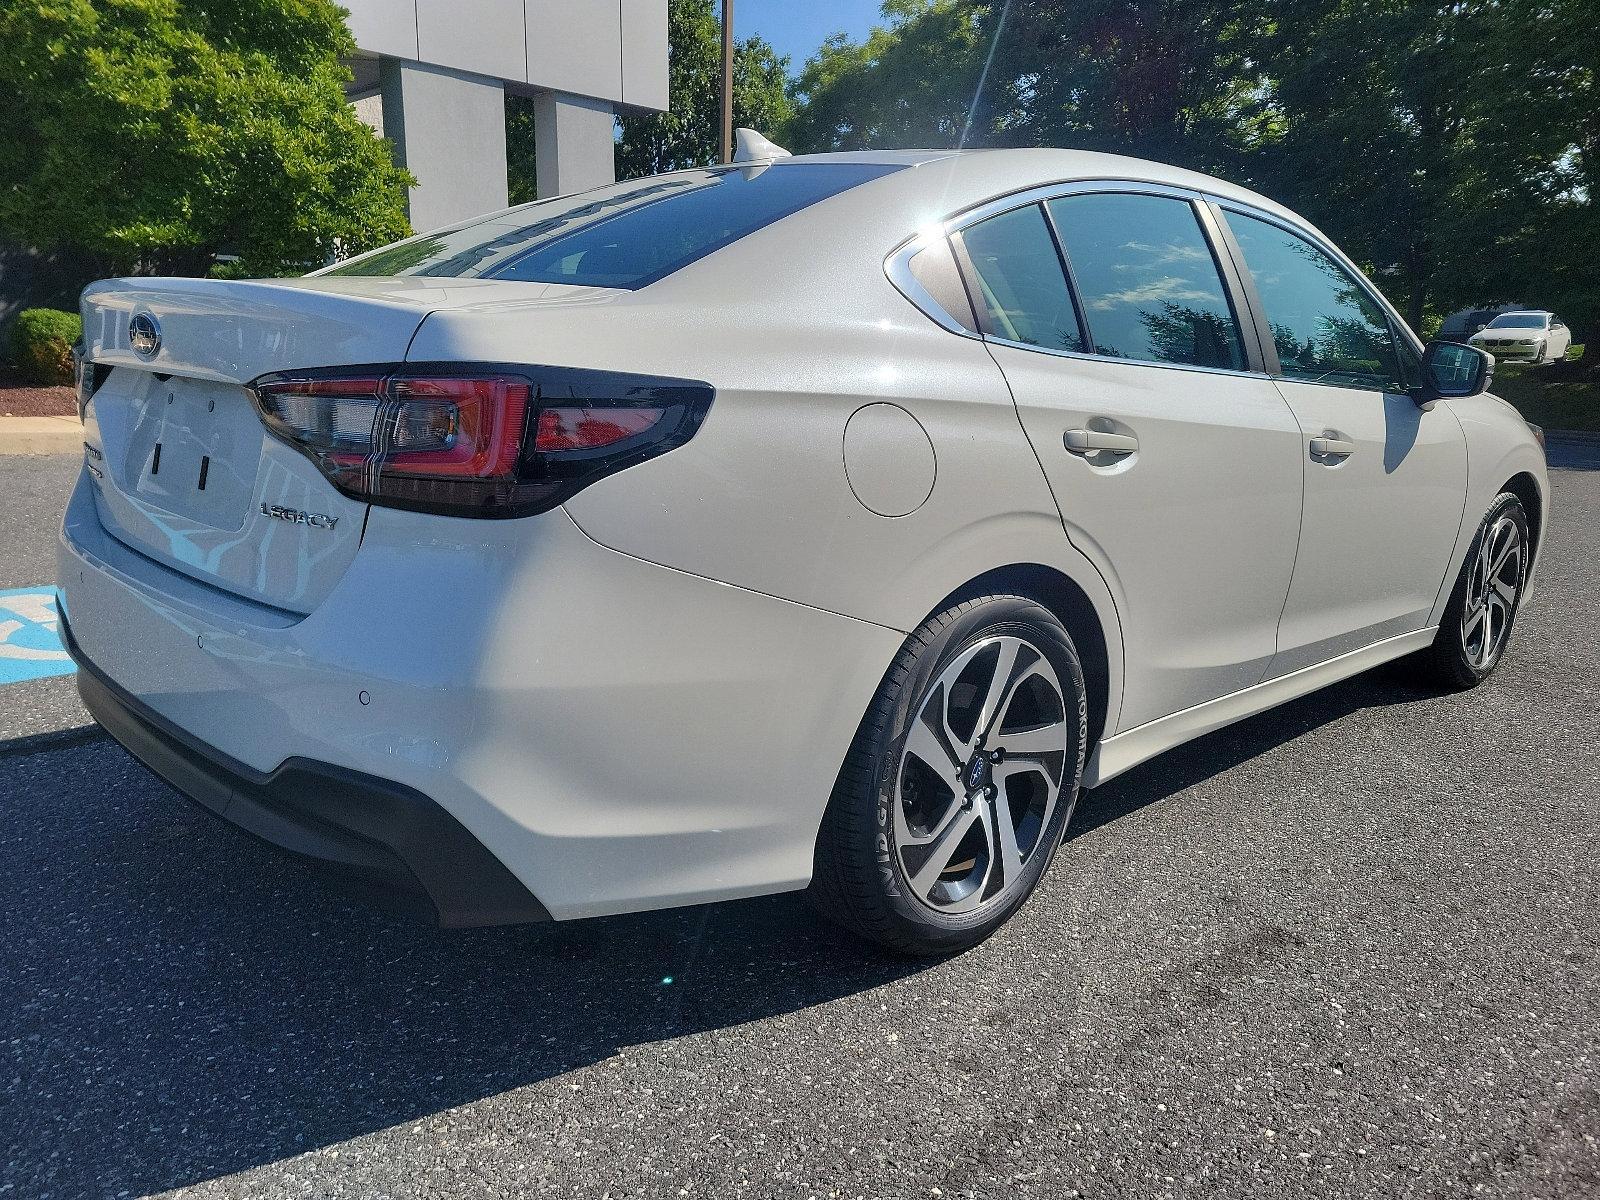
xmin=1416 ymin=340 xmax=1493 ymax=403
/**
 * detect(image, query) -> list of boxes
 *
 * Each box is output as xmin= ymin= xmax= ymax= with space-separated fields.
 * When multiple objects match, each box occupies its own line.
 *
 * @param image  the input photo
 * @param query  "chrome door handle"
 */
xmin=1309 ymin=435 xmax=1356 ymax=458
xmin=1064 ymin=428 xmax=1139 ymax=456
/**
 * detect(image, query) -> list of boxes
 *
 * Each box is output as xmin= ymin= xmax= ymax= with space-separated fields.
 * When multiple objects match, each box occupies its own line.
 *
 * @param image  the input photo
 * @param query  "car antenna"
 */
xmin=733 ymin=128 xmax=792 ymax=163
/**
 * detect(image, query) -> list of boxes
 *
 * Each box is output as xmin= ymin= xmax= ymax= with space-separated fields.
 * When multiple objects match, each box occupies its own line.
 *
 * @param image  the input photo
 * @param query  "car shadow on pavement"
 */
xmin=1074 ymin=665 xmax=1438 ymax=838
xmin=3 ymin=667 xmax=1439 ymax=1198
xmin=2 ymin=735 xmax=927 ymax=1198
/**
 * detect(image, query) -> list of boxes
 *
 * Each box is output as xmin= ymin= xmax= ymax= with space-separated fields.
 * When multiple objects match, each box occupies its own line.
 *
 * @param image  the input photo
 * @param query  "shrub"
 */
xmin=12 ymin=307 xmax=81 ymax=386
xmin=0 ymin=0 xmax=413 ymax=276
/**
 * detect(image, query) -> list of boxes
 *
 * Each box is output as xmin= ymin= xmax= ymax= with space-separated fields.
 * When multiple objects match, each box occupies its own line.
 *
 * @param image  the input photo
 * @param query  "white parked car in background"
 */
xmin=63 ymin=141 xmax=1547 ymax=955
xmin=1469 ymin=310 xmax=1572 ymax=364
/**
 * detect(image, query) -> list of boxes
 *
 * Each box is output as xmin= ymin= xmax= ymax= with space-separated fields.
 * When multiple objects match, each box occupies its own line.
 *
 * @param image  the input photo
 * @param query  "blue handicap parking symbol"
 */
xmin=0 ymin=586 xmax=75 ymax=685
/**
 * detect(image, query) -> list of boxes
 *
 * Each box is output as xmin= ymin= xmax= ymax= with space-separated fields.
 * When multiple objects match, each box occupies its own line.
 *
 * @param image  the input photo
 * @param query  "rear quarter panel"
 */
xmin=404 ymin=198 xmax=1129 ymax=736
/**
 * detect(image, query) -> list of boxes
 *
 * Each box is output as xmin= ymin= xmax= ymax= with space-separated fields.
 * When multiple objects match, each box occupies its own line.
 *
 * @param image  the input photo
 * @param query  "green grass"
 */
xmin=1488 ymin=345 xmax=1598 ymax=433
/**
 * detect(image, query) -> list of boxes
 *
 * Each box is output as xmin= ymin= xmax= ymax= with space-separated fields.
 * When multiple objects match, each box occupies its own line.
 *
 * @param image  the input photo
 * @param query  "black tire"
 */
xmin=1406 ymin=492 xmax=1530 ymax=690
xmin=810 ymin=594 xmax=1088 ymax=956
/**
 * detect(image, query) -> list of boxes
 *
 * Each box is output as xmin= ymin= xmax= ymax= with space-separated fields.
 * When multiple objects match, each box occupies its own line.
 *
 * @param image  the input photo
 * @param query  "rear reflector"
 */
xmin=534 ymin=406 xmax=665 ymax=452
xmin=249 ymin=365 xmax=712 ymax=518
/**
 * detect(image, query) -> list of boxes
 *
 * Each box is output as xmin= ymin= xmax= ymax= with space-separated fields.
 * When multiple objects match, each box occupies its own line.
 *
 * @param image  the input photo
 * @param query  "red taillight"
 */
xmin=249 ymin=365 xmax=712 ymax=518
xmin=534 ymin=407 xmax=665 ymax=452
xmin=331 ymin=376 xmax=528 ymax=478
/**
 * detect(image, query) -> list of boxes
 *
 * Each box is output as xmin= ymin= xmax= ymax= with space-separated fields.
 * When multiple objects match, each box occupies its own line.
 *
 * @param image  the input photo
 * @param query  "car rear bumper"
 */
xmin=57 ymin=464 xmax=902 ymax=922
xmin=66 ymin=614 xmax=551 ymax=927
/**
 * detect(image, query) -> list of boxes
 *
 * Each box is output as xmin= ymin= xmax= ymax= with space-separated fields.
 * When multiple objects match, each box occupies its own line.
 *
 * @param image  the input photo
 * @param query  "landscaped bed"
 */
xmin=1490 ymin=347 xmax=1596 ymax=434
xmin=0 ymin=366 xmax=76 ymax=418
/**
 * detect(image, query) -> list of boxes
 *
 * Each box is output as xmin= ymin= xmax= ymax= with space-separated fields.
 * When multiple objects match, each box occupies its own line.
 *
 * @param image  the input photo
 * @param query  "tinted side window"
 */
xmin=1046 ymin=193 xmax=1244 ymax=370
xmin=1227 ymin=211 xmax=1407 ymax=393
xmin=958 ymin=205 xmax=1084 ymax=353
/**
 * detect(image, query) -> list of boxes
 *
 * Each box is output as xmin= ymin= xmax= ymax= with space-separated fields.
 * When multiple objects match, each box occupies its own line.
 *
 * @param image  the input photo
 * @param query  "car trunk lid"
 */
xmin=78 ymin=276 xmax=584 ymax=613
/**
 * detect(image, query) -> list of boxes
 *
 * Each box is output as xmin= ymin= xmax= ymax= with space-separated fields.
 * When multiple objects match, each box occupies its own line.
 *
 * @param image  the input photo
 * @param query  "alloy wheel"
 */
xmin=893 ymin=636 xmax=1070 ymax=915
xmin=1461 ymin=514 xmax=1524 ymax=671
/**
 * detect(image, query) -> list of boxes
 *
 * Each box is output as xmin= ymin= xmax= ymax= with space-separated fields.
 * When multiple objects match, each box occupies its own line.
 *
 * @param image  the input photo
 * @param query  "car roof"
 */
xmin=770 ymin=149 xmax=963 ymax=167
xmin=768 ymin=147 xmax=1305 ymax=225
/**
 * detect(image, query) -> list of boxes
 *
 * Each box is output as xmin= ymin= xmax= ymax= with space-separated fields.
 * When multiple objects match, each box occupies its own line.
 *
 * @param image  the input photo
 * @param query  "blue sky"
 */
xmin=734 ymin=0 xmax=882 ymax=73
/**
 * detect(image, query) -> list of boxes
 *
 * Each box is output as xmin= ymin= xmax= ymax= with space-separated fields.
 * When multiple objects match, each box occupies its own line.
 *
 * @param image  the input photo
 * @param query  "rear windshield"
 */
xmin=1487 ymin=313 xmax=1545 ymax=328
xmin=322 ymin=162 xmax=902 ymax=289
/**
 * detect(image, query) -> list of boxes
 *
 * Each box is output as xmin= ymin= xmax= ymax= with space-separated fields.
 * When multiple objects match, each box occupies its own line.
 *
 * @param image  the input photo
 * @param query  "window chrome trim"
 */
xmin=945 ymin=177 xmax=1213 ymax=233
xmin=1036 ymin=189 xmax=1258 ymax=374
xmin=978 ymin=335 xmax=1280 ymax=382
xmin=885 ymin=176 xmax=1290 ymax=380
xmin=885 ymin=178 xmax=1211 ymax=341
xmin=1209 ymin=199 xmax=1427 ymax=359
xmin=884 ymin=234 xmax=979 ymax=337
xmin=972 ymin=181 xmax=1261 ymax=378
xmin=883 ymin=174 xmax=1414 ymax=388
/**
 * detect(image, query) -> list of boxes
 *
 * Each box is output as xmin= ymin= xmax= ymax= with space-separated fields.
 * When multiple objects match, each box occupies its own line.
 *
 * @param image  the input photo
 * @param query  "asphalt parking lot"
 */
xmin=3 ymin=449 xmax=1598 ymax=1199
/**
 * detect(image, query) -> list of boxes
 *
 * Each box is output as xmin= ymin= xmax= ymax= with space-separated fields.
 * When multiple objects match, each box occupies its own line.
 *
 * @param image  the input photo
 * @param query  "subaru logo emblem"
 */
xmin=129 ymin=312 xmax=161 ymax=359
xmin=966 ymin=757 xmax=989 ymax=791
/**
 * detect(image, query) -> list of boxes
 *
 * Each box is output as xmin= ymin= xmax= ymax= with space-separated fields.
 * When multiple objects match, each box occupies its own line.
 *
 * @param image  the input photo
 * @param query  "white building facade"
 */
xmin=342 ymin=0 xmax=669 ymax=230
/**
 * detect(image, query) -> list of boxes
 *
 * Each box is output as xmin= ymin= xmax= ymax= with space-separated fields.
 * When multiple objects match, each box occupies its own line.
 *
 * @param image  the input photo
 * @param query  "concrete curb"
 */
xmin=0 ymin=415 xmax=82 ymax=455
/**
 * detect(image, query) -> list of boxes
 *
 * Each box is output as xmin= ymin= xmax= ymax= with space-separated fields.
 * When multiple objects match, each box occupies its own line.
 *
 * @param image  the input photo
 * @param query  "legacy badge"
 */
xmin=260 ymin=503 xmax=339 ymax=530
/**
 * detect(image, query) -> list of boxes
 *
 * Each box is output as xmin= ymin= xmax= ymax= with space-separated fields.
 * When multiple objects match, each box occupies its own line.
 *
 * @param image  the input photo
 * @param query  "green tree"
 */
xmin=0 ymin=0 xmax=413 ymax=278
xmin=506 ymin=93 xmax=539 ymax=204
xmin=976 ymin=0 xmax=1273 ymax=174
xmin=784 ymin=2 xmax=990 ymax=153
xmin=1260 ymin=0 xmax=1480 ymax=329
xmin=787 ymin=0 xmax=1270 ymax=172
xmin=615 ymin=0 xmax=793 ymax=178
xmin=1549 ymin=0 xmax=1600 ymax=363
xmin=787 ymin=0 xmax=1593 ymax=356
xmin=1258 ymin=0 xmax=1592 ymax=335
xmin=1429 ymin=0 xmax=1599 ymax=364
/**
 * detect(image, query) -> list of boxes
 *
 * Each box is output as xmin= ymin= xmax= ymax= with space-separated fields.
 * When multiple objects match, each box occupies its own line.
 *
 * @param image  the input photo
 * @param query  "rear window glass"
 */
xmin=322 ymin=163 xmax=901 ymax=289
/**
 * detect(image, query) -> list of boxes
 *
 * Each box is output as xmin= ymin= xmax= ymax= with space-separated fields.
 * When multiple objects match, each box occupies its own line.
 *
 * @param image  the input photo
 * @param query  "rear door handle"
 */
xmin=1064 ymin=428 xmax=1139 ymax=456
xmin=1309 ymin=435 xmax=1356 ymax=458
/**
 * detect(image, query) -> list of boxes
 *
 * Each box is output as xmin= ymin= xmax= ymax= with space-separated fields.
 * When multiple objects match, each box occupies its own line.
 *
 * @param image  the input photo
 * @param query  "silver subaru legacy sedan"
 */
xmin=62 ymin=142 xmax=1547 ymax=954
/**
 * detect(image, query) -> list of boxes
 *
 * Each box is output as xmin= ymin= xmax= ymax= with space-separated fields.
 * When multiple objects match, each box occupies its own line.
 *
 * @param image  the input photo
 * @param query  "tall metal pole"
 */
xmin=719 ymin=0 xmax=734 ymax=163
